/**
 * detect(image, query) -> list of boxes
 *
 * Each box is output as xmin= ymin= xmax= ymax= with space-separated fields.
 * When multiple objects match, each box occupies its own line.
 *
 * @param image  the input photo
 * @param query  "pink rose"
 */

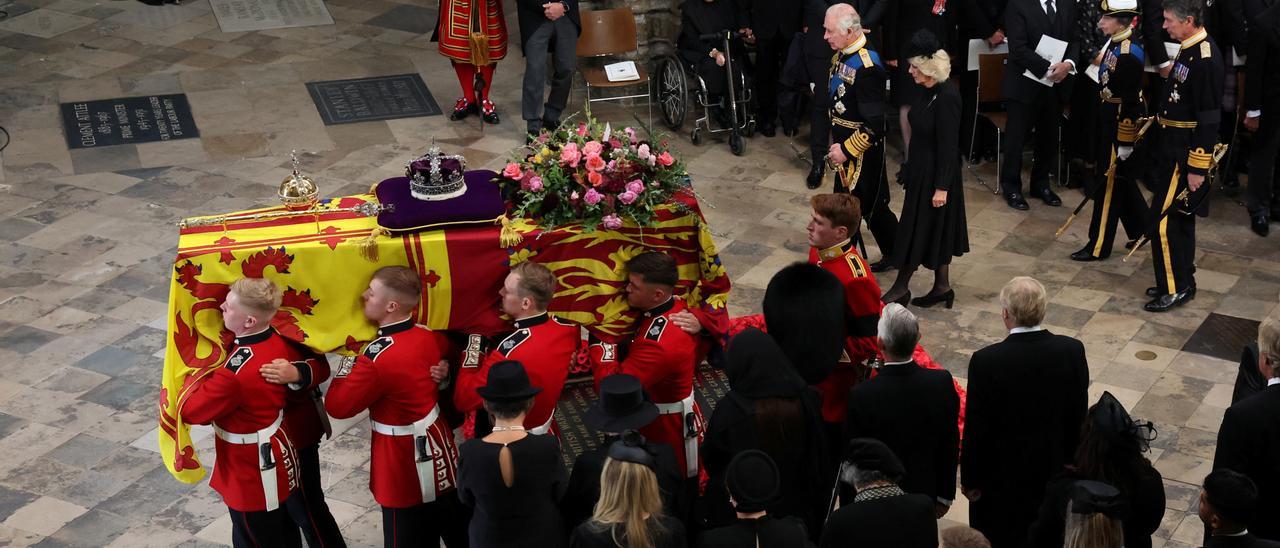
xmin=583 ymin=140 xmax=603 ymax=157
xmin=602 ymin=214 xmax=623 ymax=230
xmin=657 ymin=151 xmax=674 ymax=166
xmin=560 ymin=142 xmax=581 ymax=168
xmin=576 ymin=123 xmax=589 ymax=137
xmin=585 ymin=154 xmax=607 ymax=172
xmin=626 ymin=180 xmax=645 ymax=194
xmin=607 ymin=160 xmax=617 ymax=171
xmin=624 ymin=127 xmax=637 ymax=143
xmin=636 ymin=143 xmax=651 ymax=160
xmin=618 ymin=190 xmax=638 ymax=204
xmin=570 ymin=190 xmax=580 ymax=201
xmin=502 ymin=162 xmax=522 ymax=179
xmin=608 ymin=138 xmax=623 ymax=150
xmin=584 ymin=188 xmax=603 ymax=205
xmin=587 ymin=171 xmax=603 ymax=187
xmin=527 ymin=176 xmax=543 ymax=192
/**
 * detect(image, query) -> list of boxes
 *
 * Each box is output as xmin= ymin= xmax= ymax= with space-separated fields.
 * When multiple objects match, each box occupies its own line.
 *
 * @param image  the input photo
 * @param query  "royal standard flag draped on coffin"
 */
xmin=160 ymin=194 xmax=729 ymax=482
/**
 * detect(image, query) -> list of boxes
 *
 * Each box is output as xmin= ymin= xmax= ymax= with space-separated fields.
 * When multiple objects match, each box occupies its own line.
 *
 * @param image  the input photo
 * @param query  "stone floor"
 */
xmin=1 ymin=0 xmax=1277 ymax=546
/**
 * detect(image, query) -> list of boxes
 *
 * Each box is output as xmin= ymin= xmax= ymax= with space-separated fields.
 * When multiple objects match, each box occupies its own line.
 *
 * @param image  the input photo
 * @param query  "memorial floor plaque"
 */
xmin=210 ymin=0 xmax=334 ymax=33
xmin=306 ymin=74 xmax=441 ymax=126
xmin=59 ymin=94 xmax=199 ymax=150
xmin=1183 ymin=312 xmax=1260 ymax=362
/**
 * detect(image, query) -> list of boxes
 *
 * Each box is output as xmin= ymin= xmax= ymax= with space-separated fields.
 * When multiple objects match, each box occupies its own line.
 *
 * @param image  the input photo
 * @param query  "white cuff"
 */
xmin=1064 ymin=59 xmax=1076 ymax=73
xmin=937 ymin=496 xmax=953 ymax=506
xmin=1247 ymin=110 xmax=1262 ymax=118
xmin=1158 ymin=61 xmax=1173 ymax=69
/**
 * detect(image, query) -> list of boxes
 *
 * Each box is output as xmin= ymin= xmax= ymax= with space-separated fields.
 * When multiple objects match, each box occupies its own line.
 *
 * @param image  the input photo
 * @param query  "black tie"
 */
xmin=1045 ymin=0 xmax=1056 ymax=22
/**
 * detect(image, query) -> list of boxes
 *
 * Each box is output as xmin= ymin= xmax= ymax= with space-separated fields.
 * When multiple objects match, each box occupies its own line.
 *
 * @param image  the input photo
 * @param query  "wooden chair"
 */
xmin=576 ymin=7 xmax=652 ymax=127
xmin=970 ymin=52 xmax=1008 ymax=194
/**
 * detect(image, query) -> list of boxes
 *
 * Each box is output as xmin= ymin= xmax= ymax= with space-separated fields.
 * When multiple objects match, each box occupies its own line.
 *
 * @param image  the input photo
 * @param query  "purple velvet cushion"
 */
xmin=374 ymin=169 xmax=506 ymax=235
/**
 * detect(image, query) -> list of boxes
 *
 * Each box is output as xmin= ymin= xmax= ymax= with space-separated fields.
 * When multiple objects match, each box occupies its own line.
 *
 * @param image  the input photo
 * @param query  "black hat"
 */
xmin=585 ymin=374 xmax=660 ymax=432
xmin=1203 ymin=469 xmax=1260 ymax=525
xmin=905 ymin=29 xmax=945 ymax=59
xmin=726 ymin=450 xmax=780 ymax=513
xmin=476 ymin=360 xmax=542 ymax=402
xmin=1070 ymin=480 xmax=1129 ymax=519
xmin=844 ymin=438 xmax=906 ymax=482
xmin=606 ymin=430 xmax=659 ymax=470
xmin=1088 ymin=391 xmax=1157 ymax=452
xmin=1100 ymin=0 xmax=1139 ymax=16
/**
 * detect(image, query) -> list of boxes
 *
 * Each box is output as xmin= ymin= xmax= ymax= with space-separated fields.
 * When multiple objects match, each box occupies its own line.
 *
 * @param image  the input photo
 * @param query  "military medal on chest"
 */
xmin=1170 ymin=89 xmax=1180 ymax=103
xmin=837 ymin=83 xmax=846 ymax=98
xmin=834 ymin=100 xmax=847 ymax=115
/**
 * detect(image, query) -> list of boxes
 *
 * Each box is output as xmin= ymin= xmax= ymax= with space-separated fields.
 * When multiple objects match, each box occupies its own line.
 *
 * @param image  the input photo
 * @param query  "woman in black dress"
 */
xmin=458 ymin=361 xmax=568 ymax=547
xmin=881 ymin=30 xmax=969 ymax=307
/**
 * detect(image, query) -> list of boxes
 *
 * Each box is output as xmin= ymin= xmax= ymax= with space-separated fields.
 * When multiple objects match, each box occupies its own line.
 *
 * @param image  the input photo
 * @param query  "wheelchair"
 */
xmin=655 ymin=30 xmax=756 ymax=156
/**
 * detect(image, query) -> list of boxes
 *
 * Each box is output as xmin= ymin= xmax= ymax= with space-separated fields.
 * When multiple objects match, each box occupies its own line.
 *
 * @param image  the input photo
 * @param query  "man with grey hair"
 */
xmin=1213 ymin=315 xmax=1280 ymax=540
xmin=844 ymin=303 xmax=960 ymax=519
xmin=820 ymin=438 xmax=938 ymax=547
xmin=962 ymin=276 xmax=1089 ymax=547
xmin=817 ymin=3 xmax=898 ymax=271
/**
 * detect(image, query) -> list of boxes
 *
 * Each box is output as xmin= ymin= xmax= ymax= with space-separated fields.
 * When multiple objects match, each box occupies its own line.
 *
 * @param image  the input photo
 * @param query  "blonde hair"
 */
xmin=940 ymin=526 xmax=991 ymax=548
xmin=589 ymin=458 xmax=665 ymax=548
xmin=230 ymin=278 xmax=281 ymax=318
xmin=909 ymin=50 xmax=953 ymax=82
xmin=1259 ymin=316 xmax=1280 ymax=373
xmin=1000 ymin=276 xmax=1047 ymax=328
xmin=1063 ymin=507 xmax=1124 ymax=548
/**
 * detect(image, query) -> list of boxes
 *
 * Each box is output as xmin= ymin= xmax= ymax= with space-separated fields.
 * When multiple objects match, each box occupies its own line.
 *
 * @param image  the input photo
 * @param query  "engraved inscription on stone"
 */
xmin=58 ymin=94 xmax=200 ymax=149
xmin=306 ymin=74 xmax=442 ymax=126
xmin=210 ymin=0 xmax=334 ymax=33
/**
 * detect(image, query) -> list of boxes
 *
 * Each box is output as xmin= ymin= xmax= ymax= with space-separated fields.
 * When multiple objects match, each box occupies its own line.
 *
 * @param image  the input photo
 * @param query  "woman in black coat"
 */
xmin=678 ymin=0 xmax=745 ymax=100
xmin=881 ymin=30 xmax=969 ymax=308
xmin=701 ymin=328 xmax=829 ymax=539
xmin=458 ymin=361 xmax=568 ymax=547
xmin=1027 ymin=392 xmax=1166 ymax=548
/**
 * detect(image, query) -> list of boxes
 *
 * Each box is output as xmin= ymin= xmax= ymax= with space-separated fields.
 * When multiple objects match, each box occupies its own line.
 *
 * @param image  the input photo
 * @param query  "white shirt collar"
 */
xmin=883 ymin=359 xmax=913 ymax=366
xmin=841 ymin=34 xmax=867 ymax=55
xmin=1217 ymin=529 xmax=1249 ymax=537
xmin=1041 ymin=0 xmax=1054 ymax=14
xmin=1268 ymin=378 xmax=1280 ymax=387
xmin=1009 ymin=325 xmax=1045 ymax=334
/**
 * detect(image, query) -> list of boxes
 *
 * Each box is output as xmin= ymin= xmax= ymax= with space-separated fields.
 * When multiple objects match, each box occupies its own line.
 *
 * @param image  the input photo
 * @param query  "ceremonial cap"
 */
xmin=1101 ymin=0 xmax=1139 ymax=15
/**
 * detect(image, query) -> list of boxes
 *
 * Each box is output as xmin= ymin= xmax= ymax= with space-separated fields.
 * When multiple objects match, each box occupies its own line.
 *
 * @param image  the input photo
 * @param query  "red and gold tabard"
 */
xmin=454 ymin=312 xmax=579 ymax=435
xmin=437 ymin=0 xmax=508 ymax=63
xmin=592 ymin=298 xmax=704 ymax=478
xmin=178 ymin=328 xmax=300 ymax=512
xmin=281 ymin=345 xmax=331 ymax=449
xmin=808 ymin=239 xmax=883 ymax=424
xmin=325 ymin=319 xmax=459 ymax=509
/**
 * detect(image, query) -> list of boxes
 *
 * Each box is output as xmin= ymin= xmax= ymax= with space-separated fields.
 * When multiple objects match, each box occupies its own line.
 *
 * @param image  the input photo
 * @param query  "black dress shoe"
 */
xmin=1251 ymin=213 xmax=1270 ymax=237
xmin=911 ymin=289 xmax=955 ymax=309
xmin=869 ymin=260 xmax=895 ymax=273
xmin=1034 ymin=187 xmax=1062 ymax=206
xmin=1070 ymin=247 xmax=1104 ymax=262
xmin=759 ymin=123 xmax=776 ymax=137
xmin=1147 ymin=285 xmax=1195 ymax=297
xmin=806 ymin=165 xmax=824 ymax=189
xmin=449 ymin=98 xmax=477 ymax=121
xmin=481 ymin=101 xmax=499 ymax=124
xmin=542 ymin=118 xmax=560 ymax=132
xmin=1124 ymin=238 xmax=1139 ymax=250
xmin=1005 ymin=193 xmax=1030 ymax=210
xmin=882 ymin=290 xmax=911 ymax=306
xmin=1144 ymin=288 xmax=1195 ymax=312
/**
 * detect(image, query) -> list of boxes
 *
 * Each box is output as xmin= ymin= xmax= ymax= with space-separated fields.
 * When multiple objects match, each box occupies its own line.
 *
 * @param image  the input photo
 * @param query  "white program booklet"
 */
xmin=1144 ymin=42 xmax=1182 ymax=72
xmin=605 ymin=61 xmax=640 ymax=82
xmin=967 ymin=38 xmax=1009 ymax=71
xmin=1086 ymin=63 xmax=1100 ymax=83
xmin=1023 ymin=35 xmax=1068 ymax=86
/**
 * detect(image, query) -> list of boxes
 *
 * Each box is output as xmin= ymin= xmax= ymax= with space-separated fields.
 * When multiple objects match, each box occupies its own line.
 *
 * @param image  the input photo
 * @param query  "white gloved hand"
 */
xmin=1117 ymin=146 xmax=1133 ymax=161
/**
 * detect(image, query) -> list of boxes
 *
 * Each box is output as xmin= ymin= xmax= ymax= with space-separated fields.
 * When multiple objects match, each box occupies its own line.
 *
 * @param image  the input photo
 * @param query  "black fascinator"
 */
xmin=905 ymin=29 xmax=945 ymax=59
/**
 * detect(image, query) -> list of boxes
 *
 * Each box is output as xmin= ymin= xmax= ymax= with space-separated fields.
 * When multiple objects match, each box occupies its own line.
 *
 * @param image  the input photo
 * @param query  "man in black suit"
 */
xmin=1200 ymin=469 xmax=1280 ymax=547
xmin=1213 ymin=317 xmax=1280 ymax=541
xmin=961 ymin=276 xmax=1089 ymax=547
xmin=845 ymin=303 xmax=960 ymax=519
xmin=517 ymin=0 xmax=581 ymax=139
xmin=819 ymin=438 xmax=938 ymax=548
xmin=802 ymin=0 xmax=852 ymax=188
xmin=1243 ymin=0 xmax=1280 ymax=235
xmin=999 ymin=0 xmax=1078 ymax=210
xmin=738 ymin=0 xmax=803 ymax=137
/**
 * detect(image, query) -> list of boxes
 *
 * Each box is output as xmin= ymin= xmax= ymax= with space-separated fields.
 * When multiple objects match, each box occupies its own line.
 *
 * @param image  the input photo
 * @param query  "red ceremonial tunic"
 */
xmin=325 ymin=319 xmax=460 ymax=509
xmin=809 ymin=239 xmax=883 ymax=424
xmin=281 ymin=345 xmax=331 ymax=449
xmin=436 ymin=0 xmax=508 ymax=63
xmin=592 ymin=298 xmax=704 ymax=478
xmin=179 ymin=328 xmax=300 ymax=512
xmin=454 ymin=312 xmax=579 ymax=435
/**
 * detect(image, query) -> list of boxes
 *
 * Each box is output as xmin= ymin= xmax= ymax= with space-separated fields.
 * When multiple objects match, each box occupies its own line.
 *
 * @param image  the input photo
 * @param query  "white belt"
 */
xmin=529 ymin=410 xmax=555 ymax=436
xmin=214 ymin=413 xmax=284 ymax=511
xmin=654 ymin=392 xmax=698 ymax=478
xmin=370 ymin=405 xmax=441 ymax=504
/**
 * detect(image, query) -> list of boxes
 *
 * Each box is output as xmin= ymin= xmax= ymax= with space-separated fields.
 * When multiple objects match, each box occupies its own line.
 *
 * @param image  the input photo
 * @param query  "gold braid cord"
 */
xmin=838 ymin=130 xmax=874 ymax=191
xmin=1187 ymin=147 xmax=1213 ymax=171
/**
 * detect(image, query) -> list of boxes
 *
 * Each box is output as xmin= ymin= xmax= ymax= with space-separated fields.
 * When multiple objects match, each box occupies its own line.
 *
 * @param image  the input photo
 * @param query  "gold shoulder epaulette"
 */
xmin=846 ymin=253 xmax=867 ymax=278
xmin=1121 ymin=40 xmax=1130 ymax=55
xmin=859 ymin=48 xmax=872 ymax=67
xmin=1201 ymin=41 xmax=1211 ymax=58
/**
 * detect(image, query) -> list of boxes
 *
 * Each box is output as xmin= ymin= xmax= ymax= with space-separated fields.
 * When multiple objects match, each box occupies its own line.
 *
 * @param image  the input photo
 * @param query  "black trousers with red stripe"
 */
xmin=229 ymin=505 xmax=301 ymax=548
xmin=285 ymin=443 xmax=346 ymax=547
xmin=381 ymin=491 xmax=470 ymax=548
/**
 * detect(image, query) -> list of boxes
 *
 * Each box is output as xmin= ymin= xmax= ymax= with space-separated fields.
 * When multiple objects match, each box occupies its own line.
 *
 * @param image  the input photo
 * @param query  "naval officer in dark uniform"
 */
xmin=1072 ymin=0 xmax=1149 ymax=262
xmin=821 ymin=2 xmax=899 ymax=270
xmin=1142 ymin=0 xmax=1224 ymax=312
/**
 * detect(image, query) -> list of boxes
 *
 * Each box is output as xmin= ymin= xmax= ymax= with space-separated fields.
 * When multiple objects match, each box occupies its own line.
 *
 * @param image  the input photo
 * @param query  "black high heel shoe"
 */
xmin=910 ymin=289 xmax=955 ymax=309
xmin=882 ymin=290 xmax=911 ymax=306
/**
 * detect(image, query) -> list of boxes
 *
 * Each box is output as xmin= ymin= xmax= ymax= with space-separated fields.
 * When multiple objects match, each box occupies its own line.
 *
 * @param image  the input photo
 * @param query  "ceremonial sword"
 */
xmin=1055 ymin=116 xmax=1156 ymax=238
xmin=1123 ymin=142 xmax=1228 ymax=261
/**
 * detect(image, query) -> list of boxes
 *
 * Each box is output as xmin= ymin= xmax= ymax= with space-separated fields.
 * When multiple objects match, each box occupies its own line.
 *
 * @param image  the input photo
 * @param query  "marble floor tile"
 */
xmin=0 ymin=9 xmax=95 ymax=39
xmin=0 ymin=495 xmax=86 ymax=536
